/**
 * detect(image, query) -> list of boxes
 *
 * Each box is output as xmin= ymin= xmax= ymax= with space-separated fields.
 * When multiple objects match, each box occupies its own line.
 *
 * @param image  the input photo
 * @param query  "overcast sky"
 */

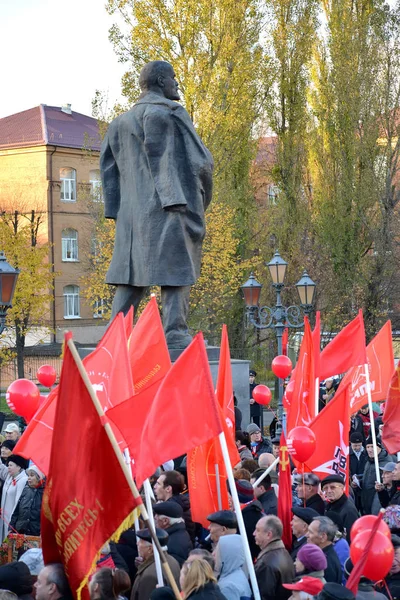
xmin=0 ymin=0 xmax=126 ymax=119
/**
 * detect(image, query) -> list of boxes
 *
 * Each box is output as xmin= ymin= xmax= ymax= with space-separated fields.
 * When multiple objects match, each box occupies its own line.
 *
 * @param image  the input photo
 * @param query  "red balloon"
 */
xmin=350 ymin=530 xmax=394 ymax=581
xmin=272 ymin=355 xmax=293 ymax=379
xmin=6 ymin=379 xmax=41 ymax=422
xmin=287 ymin=426 xmax=316 ymax=463
xmin=252 ymin=385 xmax=272 ymax=406
xmin=285 ymin=380 xmax=295 ymax=402
xmin=350 ymin=515 xmax=391 ymax=542
xmin=37 ymin=365 xmax=57 ymax=388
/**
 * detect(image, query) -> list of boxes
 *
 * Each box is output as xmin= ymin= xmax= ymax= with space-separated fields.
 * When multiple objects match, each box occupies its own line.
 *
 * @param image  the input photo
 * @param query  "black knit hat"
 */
xmin=365 ymin=435 xmax=382 ymax=448
xmin=0 ymin=561 xmax=33 ymax=595
xmin=1 ymin=440 xmax=16 ymax=452
xmin=7 ymin=454 xmax=29 ymax=470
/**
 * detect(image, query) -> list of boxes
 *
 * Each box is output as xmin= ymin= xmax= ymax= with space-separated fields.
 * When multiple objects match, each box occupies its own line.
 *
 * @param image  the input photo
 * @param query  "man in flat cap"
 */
xmin=321 ymin=475 xmax=358 ymax=543
xmin=100 ymin=60 xmax=213 ymax=349
xmin=131 ymin=528 xmax=180 ymax=600
xmin=349 ymin=431 xmax=367 ymax=512
xmin=291 ymin=506 xmax=319 ymax=560
xmin=295 ymin=473 xmax=325 ymax=515
xmin=153 ymin=501 xmax=192 ymax=566
xmin=207 ymin=510 xmax=237 ymax=545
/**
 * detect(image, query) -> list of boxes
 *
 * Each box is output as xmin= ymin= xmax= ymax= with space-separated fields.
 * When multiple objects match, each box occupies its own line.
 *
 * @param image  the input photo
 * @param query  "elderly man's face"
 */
xmin=323 ymin=482 xmax=344 ymax=503
xmin=5 ymin=430 xmax=19 ymax=441
xmin=382 ymin=470 xmax=394 ymax=486
xmin=160 ymin=67 xmax=180 ymax=101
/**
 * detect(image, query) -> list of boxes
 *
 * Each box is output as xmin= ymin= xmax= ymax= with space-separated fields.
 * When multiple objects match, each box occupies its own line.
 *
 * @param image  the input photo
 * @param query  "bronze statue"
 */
xmin=100 ymin=61 xmax=214 ymax=349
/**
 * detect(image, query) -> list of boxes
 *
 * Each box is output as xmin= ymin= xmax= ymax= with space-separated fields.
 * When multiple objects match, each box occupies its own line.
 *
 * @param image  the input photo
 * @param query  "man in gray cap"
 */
xmin=291 ymin=506 xmax=320 ymax=559
xmin=131 ymin=528 xmax=180 ymax=600
xmin=153 ymin=501 xmax=192 ymax=566
xmin=207 ymin=510 xmax=237 ymax=545
xmin=295 ymin=473 xmax=325 ymax=515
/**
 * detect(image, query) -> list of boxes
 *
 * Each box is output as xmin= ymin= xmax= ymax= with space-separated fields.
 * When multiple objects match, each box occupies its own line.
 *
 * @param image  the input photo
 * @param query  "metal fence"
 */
xmin=0 ymin=356 xmax=62 ymax=390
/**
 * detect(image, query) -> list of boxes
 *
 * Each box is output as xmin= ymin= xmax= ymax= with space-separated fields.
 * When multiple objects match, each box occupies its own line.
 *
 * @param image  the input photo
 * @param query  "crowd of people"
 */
xmin=0 ymin=371 xmax=397 ymax=600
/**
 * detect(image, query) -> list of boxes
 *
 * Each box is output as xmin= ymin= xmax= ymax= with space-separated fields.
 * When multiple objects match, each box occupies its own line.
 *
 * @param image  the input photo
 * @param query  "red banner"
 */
xmin=278 ymin=432 xmax=293 ymax=550
xmin=382 ymin=362 xmax=400 ymax=455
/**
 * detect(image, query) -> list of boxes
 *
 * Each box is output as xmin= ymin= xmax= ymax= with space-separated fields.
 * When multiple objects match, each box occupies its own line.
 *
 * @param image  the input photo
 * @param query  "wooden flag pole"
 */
xmin=66 ymin=335 xmax=181 ymax=600
xmin=364 ymin=363 xmax=381 ymax=484
xmin=143 ymin=479 xmax=164 ymax=586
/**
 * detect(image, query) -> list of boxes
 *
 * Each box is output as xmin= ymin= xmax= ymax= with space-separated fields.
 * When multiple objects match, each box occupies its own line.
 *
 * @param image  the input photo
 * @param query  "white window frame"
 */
xmin=60 ymin=168 xmax=77 ymax=202
xmin=90 ymin=170 xmax=103 ymax=202
xmin=93 ymin=298 xmax=105 ymax=319
xmin=62 ymin=229 xmax=78 ymax=262
xmin=63 ymin=285 xmax=80 ymax=319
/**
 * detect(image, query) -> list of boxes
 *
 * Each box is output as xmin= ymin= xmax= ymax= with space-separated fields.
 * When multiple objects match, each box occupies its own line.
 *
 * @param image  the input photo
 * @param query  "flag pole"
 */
xmin=315 ymin=377 xmax=319 ymax=416
xmin=143 ymin=479 xmax=164 ymax=586
xmin=66 ymin=335 xmax=181 ymax=600
xmin=252 ymin=457 xmax=279 ymax=488
xmin=215 ymin=464 xmax=222 ymax=510
xmin=219 ymin=432 xmax=261 ymax=600
xmin=364 ymin=363 xmax=381 ymax=483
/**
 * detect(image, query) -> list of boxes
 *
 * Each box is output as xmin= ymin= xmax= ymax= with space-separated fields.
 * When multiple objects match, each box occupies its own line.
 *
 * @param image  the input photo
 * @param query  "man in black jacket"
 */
xmin=307 ymin=516 xmax=342 ymax=584
xmin=349 ymin=432 xmax=368 ymax=512
xmin=153 ymin=501 xmax=192 ymax=566
xmin=251 ymin=470 xmax=278 ymax=516
xmin=295 ymin=473 xmax=325 ymax=515
xmin=249 ymin=369 xmax=261 ymax=427
xmin=321 ymin=474 xmax=359 ymax=542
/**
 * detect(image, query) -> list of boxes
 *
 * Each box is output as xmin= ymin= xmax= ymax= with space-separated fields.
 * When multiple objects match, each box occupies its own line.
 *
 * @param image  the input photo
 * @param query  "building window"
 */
xmin=90 ymin=169 xmax=102 ymax=202
xmin=93 ymin=298 xmax=106 ymax=318
xmin=60 ymin=167 xmax=76 ymax=202
xmin=63 ymin=285 xmax=80 ymax=318
xmin=268 ymin=184 xmax=280 ymax=205
xmin=62 ymin=229 xmax=78 ymax=261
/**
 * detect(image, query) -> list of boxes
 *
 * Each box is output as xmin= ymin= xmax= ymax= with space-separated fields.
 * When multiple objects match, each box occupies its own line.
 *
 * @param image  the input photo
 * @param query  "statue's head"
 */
xmin=139 ymin=61 xmax=180 ymax=101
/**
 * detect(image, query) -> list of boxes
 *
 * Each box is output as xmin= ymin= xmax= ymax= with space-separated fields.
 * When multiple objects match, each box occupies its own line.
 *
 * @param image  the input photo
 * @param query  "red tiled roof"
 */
xmin=0 ymin=105 xmax=101 ymax=151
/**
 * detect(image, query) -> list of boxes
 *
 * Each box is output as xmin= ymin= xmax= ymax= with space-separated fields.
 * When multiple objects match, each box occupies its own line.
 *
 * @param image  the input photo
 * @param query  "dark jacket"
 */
xmin=254 ymin=539 xmax=295 ymax=600
xmin=349 ymin=448 xmax=368 ymax=481
xmin=187 ymin=581 xmax=227 ymax=600
xmin=326 ymin=494 xmax=359 ymax=543
xmin=250 ymin=382 xmax=261 ymax=418
xmin=306 ymin=493 xmax=325 ymax=515
xmin=130 ymin=552 xmax=180 ymax=600
xmin=9 ymin=482 xmax=44 ymax=536
xmin=242 ymin=500 xmax=264 ymax=560
xmin=322 ymin=543 xmax=342 ymax=584
xmin=257 ymin=489 xmax=278 ymax=516
xmin=350 ymin=416 xmax=366 ymax=444
xmin=170 ymin=494 xmax=196 ymax=543
xmin=378 ymin=480 xmax=400 ymax=508
xmin=382 ymin=572 xmax=400 ymax=599
xmin=291 ymin=536 xmax=307 ymax=560
xmin=355 ymin=582 xmax=388 ymax=600
xmin=165 ymin=521 xmax=192 ymax=566
xmin=361 ymin=449 xmax=391 ymax=514
xmin=251 ymin=438 xmax=273 ymax=460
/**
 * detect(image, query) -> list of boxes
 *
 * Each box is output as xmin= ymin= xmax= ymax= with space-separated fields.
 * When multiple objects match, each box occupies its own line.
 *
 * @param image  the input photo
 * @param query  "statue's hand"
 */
xmin=165 ymin=204 xmax=187 ymax=213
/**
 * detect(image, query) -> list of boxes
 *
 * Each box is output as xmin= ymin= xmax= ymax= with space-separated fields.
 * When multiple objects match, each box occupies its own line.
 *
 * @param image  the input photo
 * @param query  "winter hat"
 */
xmin=234 ymin=479 xmax=254 ymax=503
xmin=283 ymin=577 xmax=324 ymax=596
xmin=150 ymin=587 xmax=176 ymax=600
xmin=7 ymin=454 xmax=29 ymax=470
xmin=297 ymin=543 xmax=327 ymax=572
xmin=365 ymin=435 xmax=382 ymax=448
xmin=0 ymin=561 xmax=33 ymax=595
xmin=1 ymin=440 xmax=16 ymax=452
xmin=246 ymin=423 xmax=261 ymax=435
xmin=350 ymin=432 xmax=363 ymax=444
xmin=26 ymin=464 xmax=45 ymax=480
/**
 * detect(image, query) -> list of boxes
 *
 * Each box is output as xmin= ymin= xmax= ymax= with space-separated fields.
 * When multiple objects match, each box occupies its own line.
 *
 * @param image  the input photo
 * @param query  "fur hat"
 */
xmin=7 ymin=454 xmax=29 ymax=470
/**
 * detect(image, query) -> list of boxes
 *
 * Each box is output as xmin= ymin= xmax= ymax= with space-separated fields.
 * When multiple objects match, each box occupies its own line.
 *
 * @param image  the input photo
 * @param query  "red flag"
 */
xmin=286 ymin=317 xmax=315 ymax=433
xmin=337 ymin=321 xmax=394 ymax=414
xmin=108 ymin=333 xmax=223 ymax=487
xmin=277 ymin=432 xmax=292 ymax=550
xmin=14 ymin=387 xmax=58 ymax=475
xmin=313 ymin=311 xmax=321 ymax=379
xmin=382 ymin=362 xmax=400 ymax=454
xmin=318 ymin=310 xmax=367 ymax=380
xmin=188 ymin=326 xmax=240 ymax=527
xmin=41 ymin=337 xmax=140 ymax=600
xmin=15 ymin=313 xmax=133 ymax=473
xmin=303 ymin=384 xmax=350 ymax=483
xmin=127 ymin=296 xmax=171 ymax=392
xmin=282 ymin=328 xmax=289 ymax=356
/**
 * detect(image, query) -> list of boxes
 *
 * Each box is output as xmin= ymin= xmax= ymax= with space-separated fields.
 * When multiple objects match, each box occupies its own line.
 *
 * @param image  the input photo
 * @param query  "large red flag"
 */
xmin=337 ymin=321 xmax=394 ymax=414
xmin=15 ymin=313 xmax=132 ymax=473
xmin=41 ymin=338 xmax=140 ymax=600
xmin=303 ymin=384 xmax=350 ymax=483
xmin=318 ymin=310 xmax=367 ymax=380
xmin=188 ymin=326 xmax=240 ymax=528
xmin=127 ymin=296 xmax=171 ymax=392
xmin=108 ymin=333 xmax=223 ymax=487
xmin=14 ymin=387 xmax=58 ymax=475
xmin=277 ymin=432 xmax=292 ymax=550
xmin=286 ymin=317 xmax=315 ymax=433
xmin=382 ymin=362 xmax=400 ymax=454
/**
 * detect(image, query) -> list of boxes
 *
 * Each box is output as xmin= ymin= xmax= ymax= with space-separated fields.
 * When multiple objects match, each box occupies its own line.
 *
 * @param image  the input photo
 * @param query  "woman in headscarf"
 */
xmin=0 ymin=454 xmax=28 ymax=541
xmin=10 ymin=464 xmax=45 ymax=536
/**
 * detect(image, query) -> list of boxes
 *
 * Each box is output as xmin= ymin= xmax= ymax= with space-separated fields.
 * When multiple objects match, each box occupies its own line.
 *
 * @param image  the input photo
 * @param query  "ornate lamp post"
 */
xmin=0 ymin=252 xmax=20 ymax=335
xmin=241 ymin=251 xmax=316 ymax=435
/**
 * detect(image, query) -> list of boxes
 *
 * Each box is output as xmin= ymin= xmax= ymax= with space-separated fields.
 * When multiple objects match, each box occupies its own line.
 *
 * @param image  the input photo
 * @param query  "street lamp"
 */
xmin=241 ymin=251 xmax=316 ymax=435
xmin=0 ymin=252 xmax=20 ymax=335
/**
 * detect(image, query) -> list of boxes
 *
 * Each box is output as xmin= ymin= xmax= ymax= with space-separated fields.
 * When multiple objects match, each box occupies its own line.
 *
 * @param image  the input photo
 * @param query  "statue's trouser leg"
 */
xmin=161 ymin=286 xmax=192 ymax=349
xmin=111 ymin=285 xmax=149 ymax=318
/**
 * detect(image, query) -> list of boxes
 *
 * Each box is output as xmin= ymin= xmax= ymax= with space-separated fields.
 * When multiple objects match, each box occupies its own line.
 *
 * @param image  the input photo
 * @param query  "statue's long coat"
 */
xmin=100 ymin=92 xmax=214 ymax=287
